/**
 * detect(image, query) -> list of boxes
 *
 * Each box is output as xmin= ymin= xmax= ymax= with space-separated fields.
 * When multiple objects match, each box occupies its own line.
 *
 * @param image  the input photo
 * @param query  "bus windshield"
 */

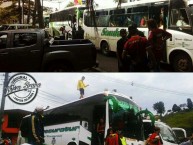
xmin=155 ymin=122 xmax=178 ymax=144
xmin=108 ymin=95 xmax=144 ymax=140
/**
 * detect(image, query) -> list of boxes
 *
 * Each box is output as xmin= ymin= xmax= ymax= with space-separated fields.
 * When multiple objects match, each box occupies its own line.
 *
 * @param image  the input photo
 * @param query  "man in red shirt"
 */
xmin=148 ymin=127 xmax=162 ymax=145
xmin=147 ymin=19 xmax=172 ymax=72
xmin=122 ymin=25 xmax=149 ymax=72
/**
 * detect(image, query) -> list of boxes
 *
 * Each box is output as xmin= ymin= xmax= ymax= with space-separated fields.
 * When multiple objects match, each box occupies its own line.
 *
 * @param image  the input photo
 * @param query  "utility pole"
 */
xmin=0 ymin=73 xmax=9 ymax=138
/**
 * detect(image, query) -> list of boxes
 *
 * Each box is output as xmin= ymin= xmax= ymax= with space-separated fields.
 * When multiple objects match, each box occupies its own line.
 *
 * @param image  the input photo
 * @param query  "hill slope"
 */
xmin=162 ymin=110 xmax=193 ymax=136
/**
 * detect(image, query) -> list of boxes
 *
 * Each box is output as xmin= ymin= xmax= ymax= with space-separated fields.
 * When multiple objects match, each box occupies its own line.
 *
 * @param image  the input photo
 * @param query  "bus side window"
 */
xmin=109 ymin=15 xmax=117 ymax=27
xmin=98 ymin=15 xmax=109 ymax=27
xmin=171 ymin=9 xmax=179 ymax=26
xmin=124 ymin=15 xmax=133 ymax=27
xmin=140 ymin=15 xmax=148 ymax=27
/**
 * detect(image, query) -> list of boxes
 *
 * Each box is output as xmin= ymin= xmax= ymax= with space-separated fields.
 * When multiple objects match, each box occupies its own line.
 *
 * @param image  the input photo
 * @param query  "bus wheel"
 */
xmin=172 ymin=53 xmax=192 ymax=72
xmin=101 ymin=42 xmax=110 ymax=56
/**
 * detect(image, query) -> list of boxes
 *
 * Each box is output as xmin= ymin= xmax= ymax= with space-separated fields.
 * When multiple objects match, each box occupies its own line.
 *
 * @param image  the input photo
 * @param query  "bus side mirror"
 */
xmin=172 ymin=127 xmax=187 ymax=141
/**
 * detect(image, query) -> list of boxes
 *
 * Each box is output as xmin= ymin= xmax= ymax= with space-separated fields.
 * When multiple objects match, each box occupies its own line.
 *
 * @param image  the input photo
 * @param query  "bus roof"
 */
xmin=44 ymin=92 xmax=140 ymax=116
xmin=50 ymin=5 xmax=87 ymax=14
xmin=95 ymin=0 xmax=168 ymax=9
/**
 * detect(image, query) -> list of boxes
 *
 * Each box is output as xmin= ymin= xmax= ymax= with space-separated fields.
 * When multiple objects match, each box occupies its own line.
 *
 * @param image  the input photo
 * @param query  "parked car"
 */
xmin=0 ymin=29 xmax=98 ymax=71
xmin=0 ymin=24 xmax=32 ymax=31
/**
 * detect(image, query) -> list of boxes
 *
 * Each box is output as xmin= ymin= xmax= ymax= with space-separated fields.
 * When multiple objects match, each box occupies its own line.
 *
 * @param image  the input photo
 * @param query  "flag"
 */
xmin=74 ymin=0 xmax=78 ymax=5
xmin=78 ymin=0 xmax=82 ymax=5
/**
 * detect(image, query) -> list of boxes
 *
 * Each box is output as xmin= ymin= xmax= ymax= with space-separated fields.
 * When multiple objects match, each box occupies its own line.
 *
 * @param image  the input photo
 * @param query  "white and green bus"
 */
xmin=83 ymin=0 xmax=193 ymax=71
xmin=43 ymin=92 xmax=143 ymax=145
xmin=43 ymin=92 xmax=185 ymax=145
xmin=49 ymin=5 xmax=87 ymax=39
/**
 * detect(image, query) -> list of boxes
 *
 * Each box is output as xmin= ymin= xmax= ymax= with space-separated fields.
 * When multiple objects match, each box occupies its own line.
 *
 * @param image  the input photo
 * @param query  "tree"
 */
xmin=66 ymin=2 xmax=74 ymax=7
xmin=187 ymin=98 xmax=193 ymax=110
xmin=172 ymin=104 xmax=181 ymax=112
xmin=153 ymin=101 xmax=165 ymax=117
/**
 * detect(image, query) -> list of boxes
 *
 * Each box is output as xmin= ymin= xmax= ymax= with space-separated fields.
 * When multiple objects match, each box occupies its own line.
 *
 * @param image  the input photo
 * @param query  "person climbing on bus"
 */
xmin=97 ymin=118 xmax=105 ymax=145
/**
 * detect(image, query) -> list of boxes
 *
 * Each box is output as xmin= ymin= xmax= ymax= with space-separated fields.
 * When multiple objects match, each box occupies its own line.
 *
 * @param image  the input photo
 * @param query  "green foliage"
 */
xmin=162 ymin=110 xmax=193 ymax=136
xmin=66 ymin=2 xmax=74 ymax=7
xmin=187 ymin=98 xmax=193 ymax=109
xmin=0 ymin=0 xmax=18 ymax=24
xmin=172 ymin=104 xmax=181 ymax=112
xmin=153 ymin=101 xmax=165 ymax=116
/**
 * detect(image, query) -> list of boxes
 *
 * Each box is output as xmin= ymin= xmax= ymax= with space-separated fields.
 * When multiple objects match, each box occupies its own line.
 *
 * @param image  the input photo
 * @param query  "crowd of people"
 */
xmin=0 ymin=137 xmax=12 ymax=145
xmin=116 ymin=19 xmax=172 ymax=72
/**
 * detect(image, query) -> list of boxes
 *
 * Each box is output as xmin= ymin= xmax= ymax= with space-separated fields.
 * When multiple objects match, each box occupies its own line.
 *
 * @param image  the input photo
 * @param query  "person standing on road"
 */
xmin=77 ymin=76 xmax=89 ymax=99
xmin=122 ymin=25 xmax=149 ymax=72
xmin=146 ymin=19 xmax=172 ymax=72
xmin=28 ymin=106 xmax=45 ymax=145
xmin=117 ymin=29 xmax=128 ymax=72
xmin=127 ymin=23 xmax=145 ymax=39
xmin=62 ymin=26 xmax=69 ymax=40
xmin=147 ymin=127 xmax=162 ymax=145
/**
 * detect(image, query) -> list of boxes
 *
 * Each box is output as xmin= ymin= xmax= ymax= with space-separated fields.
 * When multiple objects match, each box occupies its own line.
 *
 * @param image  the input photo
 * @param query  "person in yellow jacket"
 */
xmin=77 ymin=76 xmax=89 ymax=99
xmin=119 ymin=131 xmax=127 ymax=145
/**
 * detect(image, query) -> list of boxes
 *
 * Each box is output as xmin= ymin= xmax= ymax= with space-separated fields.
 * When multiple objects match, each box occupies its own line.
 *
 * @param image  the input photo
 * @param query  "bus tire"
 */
xmin=46 ymin=62 xmax=73 ymax=72
xmin=101 ymin=41 xmax=110 ymax=56
xmin=172 ymin=53 xmax=192 ymax=72
xmin=67 ymin=142 xmax=77 ymax=145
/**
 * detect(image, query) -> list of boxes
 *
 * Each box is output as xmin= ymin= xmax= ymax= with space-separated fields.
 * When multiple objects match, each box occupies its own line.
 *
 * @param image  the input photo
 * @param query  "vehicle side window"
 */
xmin=0 ymin=34 xmax=7 ymax=49
xmin=8 ymin=26 xmax=16 ymax=30
xmin=98 ymin=15 xmax=110 ymax=27
xmin=13 ymin=33 xmax=37 ymax=47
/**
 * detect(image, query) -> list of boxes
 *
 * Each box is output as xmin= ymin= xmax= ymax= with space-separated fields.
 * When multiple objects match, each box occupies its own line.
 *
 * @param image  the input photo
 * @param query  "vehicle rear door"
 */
xmin=0 ymin=33 xmax=10 ymax=71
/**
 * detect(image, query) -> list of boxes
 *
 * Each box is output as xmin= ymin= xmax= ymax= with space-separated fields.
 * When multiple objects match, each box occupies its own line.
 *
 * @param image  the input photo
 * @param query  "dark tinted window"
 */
xmin=0 ymin=33 xmax=7 ymax=49
xmin=13 ymin=33 xmax=37 ymax=47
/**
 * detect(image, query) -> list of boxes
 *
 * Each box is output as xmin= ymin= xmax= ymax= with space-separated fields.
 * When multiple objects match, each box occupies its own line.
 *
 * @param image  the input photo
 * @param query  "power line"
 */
xmin=39 ymin=89 xmax=70 ymax=102
xmin=86 ymin=74 xmax=193 ymax=97
xmin=38 ymin=93 xmax=65 ymax=104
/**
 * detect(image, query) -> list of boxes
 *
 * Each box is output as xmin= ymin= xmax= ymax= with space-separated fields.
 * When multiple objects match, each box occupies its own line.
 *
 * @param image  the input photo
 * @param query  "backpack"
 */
xmin=20 ymin=114 xmax=31 ymax=138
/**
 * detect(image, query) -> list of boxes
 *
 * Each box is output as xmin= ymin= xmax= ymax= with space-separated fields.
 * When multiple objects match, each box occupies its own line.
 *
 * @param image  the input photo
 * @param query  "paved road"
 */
xmin=94 ymin=51 xmax=173 ymax=72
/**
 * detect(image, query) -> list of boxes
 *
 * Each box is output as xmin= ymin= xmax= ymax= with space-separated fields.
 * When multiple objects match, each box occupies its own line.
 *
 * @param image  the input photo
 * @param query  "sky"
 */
xmin=43 ymin=0 xmax=117 ymax=11
xmin=0 ymin=73 xmax=193 ymax=115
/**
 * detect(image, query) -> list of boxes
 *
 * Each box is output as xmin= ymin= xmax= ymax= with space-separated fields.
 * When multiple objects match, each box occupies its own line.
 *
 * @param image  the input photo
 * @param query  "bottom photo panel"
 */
xmin=0 ymin=73 xmax=192 ymax=145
